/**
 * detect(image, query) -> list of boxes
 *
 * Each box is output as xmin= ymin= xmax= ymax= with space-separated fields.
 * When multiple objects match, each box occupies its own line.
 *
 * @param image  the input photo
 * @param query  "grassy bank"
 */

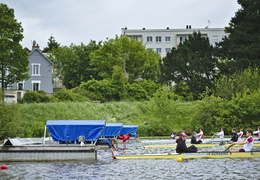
xmin=16 ymin=101 xmax=193 ymax=137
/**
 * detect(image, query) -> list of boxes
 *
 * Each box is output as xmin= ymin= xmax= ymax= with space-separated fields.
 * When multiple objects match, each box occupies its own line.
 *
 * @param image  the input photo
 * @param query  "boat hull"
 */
xmin=144 ymin=143 xmax=260 ymax=148
xmin=116 ymin=151 xmax=260 ymax=160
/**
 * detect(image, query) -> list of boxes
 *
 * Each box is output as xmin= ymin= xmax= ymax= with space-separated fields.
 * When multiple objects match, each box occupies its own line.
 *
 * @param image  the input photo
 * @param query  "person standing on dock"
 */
xmin=231 ymin=129 xmax=254 ymax=152
xmin=227 ymin=128 xmax=238 ymax=142
xmin=96 ymin=138 xmax=118 ymax=159
xmin=176 ymin=133 xmax=199 ymax=153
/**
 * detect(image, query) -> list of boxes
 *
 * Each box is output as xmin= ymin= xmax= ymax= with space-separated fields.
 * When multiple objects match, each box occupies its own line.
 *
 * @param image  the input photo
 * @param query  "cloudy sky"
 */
xmin=2 ymin=0 xmax=241 ymax=49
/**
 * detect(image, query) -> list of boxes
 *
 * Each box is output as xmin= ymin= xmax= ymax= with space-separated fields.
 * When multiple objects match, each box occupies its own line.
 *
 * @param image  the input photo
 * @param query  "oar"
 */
xmin=225 ymin=143 xmax=234 ymax=151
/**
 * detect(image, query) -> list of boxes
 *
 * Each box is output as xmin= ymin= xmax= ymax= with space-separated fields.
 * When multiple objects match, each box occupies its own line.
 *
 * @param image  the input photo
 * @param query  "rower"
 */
xmin=253 ymin=126 xmax=260 ymax=141
xmin=191 ymin=132 xmax=202 ymax=144
xmin=237 ymin=129 xmax=244 ymax=140
xmin=227 ymin=128 xmax=238 ymax=142
xmin=176 ymin=133 xmax=199 ymax=153
xmin=231 ymin=129 xmax=254 ymax=152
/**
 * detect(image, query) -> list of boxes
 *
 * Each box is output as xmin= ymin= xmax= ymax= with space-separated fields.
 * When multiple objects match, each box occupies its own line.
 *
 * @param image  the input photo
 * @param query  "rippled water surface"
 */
xmin=1 ymin=139 xmax=260 ymax=180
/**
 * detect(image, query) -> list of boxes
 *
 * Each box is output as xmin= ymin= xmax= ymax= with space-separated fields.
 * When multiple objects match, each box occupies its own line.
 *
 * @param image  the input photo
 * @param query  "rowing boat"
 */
xmin=144 ymin=143 xmax=260 ymax=148
xmin=116 ymin=151 xmax=260 ymax=160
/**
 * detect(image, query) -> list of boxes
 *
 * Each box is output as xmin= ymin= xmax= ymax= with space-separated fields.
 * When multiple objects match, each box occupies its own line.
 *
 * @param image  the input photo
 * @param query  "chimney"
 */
xmin=32 ymin=40 xmax=40 ymax=50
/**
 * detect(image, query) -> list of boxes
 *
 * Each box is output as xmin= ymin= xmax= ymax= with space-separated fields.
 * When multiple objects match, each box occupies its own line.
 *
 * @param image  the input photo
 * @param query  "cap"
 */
xmin=180 ymin=133 xmax=188 ymax=137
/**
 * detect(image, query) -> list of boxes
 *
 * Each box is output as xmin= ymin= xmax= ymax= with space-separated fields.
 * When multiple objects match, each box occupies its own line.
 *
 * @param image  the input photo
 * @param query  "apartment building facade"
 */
xmin=121 ymin=26 xmax=228 ymax=57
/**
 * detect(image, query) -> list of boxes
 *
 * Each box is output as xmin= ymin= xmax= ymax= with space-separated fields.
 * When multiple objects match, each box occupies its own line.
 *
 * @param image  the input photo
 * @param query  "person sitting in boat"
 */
xmin=253 ymin=126 xmax=260 ymax=141
xmin=196 ymin=129 xmax=204 ymax=140
xmin=231 ymin=129 xmax=254 ymax=152
xmin=191 ymin=132 xmax=202 ymax=144
xmin=117 ymin=133 xmax=132 ymax=149
xmin=237 ymin=129 xmax=244 ymax=140
xmin=170 ymin=132 xmax=176 ymax=139
xmin=176 ymin=133 xmax=199 ymax=153
xmin=214 ymin=128 xmax=225 ymax=139
xmin=227 ymin=128 xmax=238 ymax=142
xmin=96 ymin=138 xmax=118 ymax=159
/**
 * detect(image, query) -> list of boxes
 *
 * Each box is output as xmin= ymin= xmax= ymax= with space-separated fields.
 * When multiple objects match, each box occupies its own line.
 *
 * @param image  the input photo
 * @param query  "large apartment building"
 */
xmin=121 ymin=26 xmax=228 ymax=57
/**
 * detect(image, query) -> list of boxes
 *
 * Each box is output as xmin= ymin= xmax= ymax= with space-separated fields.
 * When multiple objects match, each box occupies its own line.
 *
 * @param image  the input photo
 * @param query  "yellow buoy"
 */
xmin=177 ymin=157 xmax=182 ymax=162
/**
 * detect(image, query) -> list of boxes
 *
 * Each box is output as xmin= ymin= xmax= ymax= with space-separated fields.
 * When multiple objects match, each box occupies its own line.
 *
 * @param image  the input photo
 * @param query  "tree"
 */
xmin=43 ymin=35 xmax=60 ymax=53
xmin=216 ymin=0 xmax=260 ymax=74
xmin=161 ymin=31 xmax=217 ymax=99
xmin=0 ymin=3 xmax=29 ymax=99
xmin=90 ymin=35 xmax=161 ymax=83
xmin=48 ymin=40 xmax=101 ymax=89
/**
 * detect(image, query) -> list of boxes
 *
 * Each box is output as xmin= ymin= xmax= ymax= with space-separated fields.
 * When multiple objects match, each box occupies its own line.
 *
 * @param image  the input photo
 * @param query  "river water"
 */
xmin=1 ymin=139 xmax=260 ymax=180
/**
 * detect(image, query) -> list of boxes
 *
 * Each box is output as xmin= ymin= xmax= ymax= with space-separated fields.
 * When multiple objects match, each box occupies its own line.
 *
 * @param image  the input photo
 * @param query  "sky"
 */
xmin=2 ymin=0 xmax=241 ymax=49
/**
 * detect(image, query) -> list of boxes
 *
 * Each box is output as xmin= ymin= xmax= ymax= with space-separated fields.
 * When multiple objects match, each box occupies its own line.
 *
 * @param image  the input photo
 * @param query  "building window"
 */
xmin=165 ymin=36 xmax=171 ymax=42
xmin=165 ymin=48 xmax=171 ymax=53
xmin=32 ymin=81 xmax=41 ymax=91
xmin=147 ymin=48 xmax=154 ymax=51
xmin=147 ymin=36 xmax=152 ymax=42
xmin=156 ymin=48 xmax=162 ymax=53
xmin=32 ymin=63 xmax=41 ymax=76
xmin=131 ymin=36 xmax=138 ymax=41
xmin=212 ymin=35 xmax=219 ymax=43
xmin=156 ymin=36 xmax=161 ymax=42
xmin=180 ymin=36 xmax=186 ymax=42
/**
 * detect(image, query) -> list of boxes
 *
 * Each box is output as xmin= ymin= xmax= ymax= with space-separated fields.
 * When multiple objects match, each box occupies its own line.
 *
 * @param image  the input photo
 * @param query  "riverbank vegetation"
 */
xmin=0 ymin=1 xmax=259 ymax=140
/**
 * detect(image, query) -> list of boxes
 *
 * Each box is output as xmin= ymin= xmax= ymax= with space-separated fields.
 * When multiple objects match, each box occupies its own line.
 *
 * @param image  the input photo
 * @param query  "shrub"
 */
xmin=21 ymin=91 xmax=51 ymax=103
xmin=53 ymin=88 xmax=89 ymax=102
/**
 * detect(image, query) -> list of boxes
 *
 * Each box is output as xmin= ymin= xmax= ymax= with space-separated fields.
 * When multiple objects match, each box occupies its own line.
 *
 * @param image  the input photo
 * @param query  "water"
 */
xmin=1 ymin=139 xmax=260 ymax=180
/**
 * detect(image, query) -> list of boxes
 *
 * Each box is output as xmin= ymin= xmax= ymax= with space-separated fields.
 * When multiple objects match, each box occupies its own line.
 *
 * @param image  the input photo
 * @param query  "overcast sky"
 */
xmin=2 ymin=0 xmax=241 ymax=49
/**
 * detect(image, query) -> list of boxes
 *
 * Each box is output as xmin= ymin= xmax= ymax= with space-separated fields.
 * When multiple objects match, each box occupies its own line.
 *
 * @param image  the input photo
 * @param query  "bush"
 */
xmin=21 ymin=91 xmax=51 ymax=103
xmin=53 ymin=88 xmax=89 ymax=102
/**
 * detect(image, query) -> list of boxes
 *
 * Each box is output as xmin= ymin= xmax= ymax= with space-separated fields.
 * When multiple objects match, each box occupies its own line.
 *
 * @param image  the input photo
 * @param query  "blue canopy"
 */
xmin=120 ymin=125 xmax=138 ymax=135
xmin=46 ymin=120 xmax=105 ymax=142
xmin=101 ymin=123 xmax=123 ymax=137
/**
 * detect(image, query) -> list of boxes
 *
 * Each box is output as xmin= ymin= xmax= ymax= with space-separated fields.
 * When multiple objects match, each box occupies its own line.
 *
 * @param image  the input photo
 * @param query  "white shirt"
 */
xmin=215 ymin=131 xmax=224 ymax=139
xmin=243 ymin=136 xmax=254 ymax=152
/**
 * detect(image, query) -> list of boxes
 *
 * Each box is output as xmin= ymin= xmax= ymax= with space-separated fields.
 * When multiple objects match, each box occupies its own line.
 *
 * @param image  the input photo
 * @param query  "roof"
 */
xmin=101 ymin=123 xmax=123 ymax=137
xmin=46 ymin=120 xmax=105 ymax=141
xmin=29 ymin=48 xmax=53 ymax=65
xmin=120 ymin=125 xmax=138 ymax=135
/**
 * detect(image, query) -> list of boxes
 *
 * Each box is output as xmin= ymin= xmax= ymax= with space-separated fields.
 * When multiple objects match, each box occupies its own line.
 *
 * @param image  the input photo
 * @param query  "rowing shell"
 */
xmin=144 ymin=143 xmax=260 ymax=148
xmin=116 ymin=151 xmax=260 ymax=160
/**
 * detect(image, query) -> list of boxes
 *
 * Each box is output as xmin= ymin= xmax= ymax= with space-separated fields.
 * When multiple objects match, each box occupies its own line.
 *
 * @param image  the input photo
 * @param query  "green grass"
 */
xmin=17 ymin=101 xmax=195 ymax=137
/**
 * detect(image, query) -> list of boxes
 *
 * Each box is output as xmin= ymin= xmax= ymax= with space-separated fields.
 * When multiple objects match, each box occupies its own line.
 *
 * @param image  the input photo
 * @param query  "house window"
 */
xmin=156 ymin=48 xmax=162 ymax=53
xmin=147 ymin=36 xmax=152 ymax=42
xmin=156 ymin=36 xmax=161 ymax=42
xmin=18 ymin=83 xmax=23 ymax=90
xmin=32 ymin=63 xmax=41 ymax=76
xmin=165 ymin=48 xmax=171 ymax=53
xmin=32 ymin=81 xmax=41 ymax=91
xmin=165 ymin=36 xmax=171 ymax=42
